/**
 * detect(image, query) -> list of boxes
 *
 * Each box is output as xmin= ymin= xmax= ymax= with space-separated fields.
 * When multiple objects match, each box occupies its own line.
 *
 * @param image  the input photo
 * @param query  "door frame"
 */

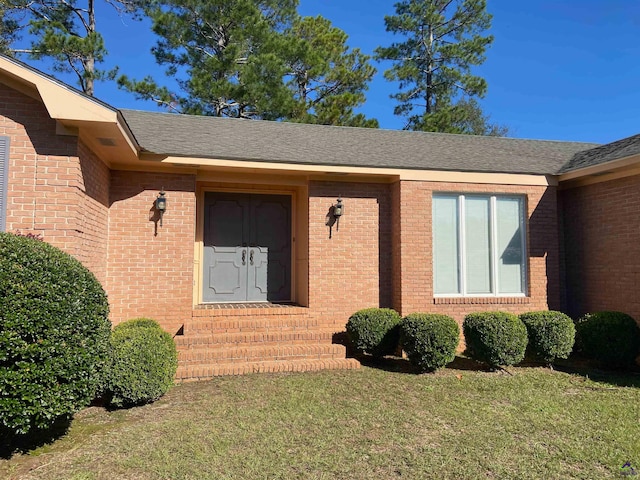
xmin=194 ymin=185 xmax=297 ymax=305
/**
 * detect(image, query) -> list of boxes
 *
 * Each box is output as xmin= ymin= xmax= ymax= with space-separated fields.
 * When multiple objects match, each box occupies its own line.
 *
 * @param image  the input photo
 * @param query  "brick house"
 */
xmin=1 ymin=55 xmax=638 ymax=380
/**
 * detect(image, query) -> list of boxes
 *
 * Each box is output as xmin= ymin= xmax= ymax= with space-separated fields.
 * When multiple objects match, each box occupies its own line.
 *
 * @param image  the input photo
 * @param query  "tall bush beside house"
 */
xmin=346 ymin=308 xmax=401 ymax=358
xmin=104 ymin=318 xmax=178 ymax=408
xmin=0 ymin=232 xmax=111 ymax=434
xmin=519 ymin=311 xmax=575 ymax=365
xmin=463 ymin=312 xmax=528 ymax=369
xmin=400 ymin=313 xmax=459 ymax=372
xmin=575 ymin=311 xmax=640 ymax=368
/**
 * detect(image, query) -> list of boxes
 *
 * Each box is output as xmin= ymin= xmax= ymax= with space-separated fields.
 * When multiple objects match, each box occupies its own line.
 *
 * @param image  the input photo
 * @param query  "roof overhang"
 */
xmin=558 ymin=153 xmax=640 ymax=188
xmin=0 ymin=55 xmax=139 ymax=165
xmin=141 ymin=154 xmax=557 ymax=186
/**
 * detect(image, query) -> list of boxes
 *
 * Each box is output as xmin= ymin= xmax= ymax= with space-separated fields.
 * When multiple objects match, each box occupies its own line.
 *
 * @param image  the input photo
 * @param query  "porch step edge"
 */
xmin=176 ymin=358 xmax=361 ymax=381
xmin=184 ymin=317 xmax=322 ymax=333
xmin=175 ymin=329 xmax=339 ymax=346
xmin=177 ymin=343 xmax=348 ymax=364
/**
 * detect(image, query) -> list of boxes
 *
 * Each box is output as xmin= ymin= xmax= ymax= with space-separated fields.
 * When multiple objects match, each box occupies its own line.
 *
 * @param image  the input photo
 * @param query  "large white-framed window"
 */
xmin=433 ymin=193 xmax=527 ymax=297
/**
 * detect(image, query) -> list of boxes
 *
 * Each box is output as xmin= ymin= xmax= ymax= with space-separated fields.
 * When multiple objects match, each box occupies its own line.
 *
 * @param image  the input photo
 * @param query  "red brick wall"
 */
xmin=305 ymin=180 xmax=559 ymax=334
xmin=392 ymin=181 xmax=560 ymax=323
xmin=108 ymin=171 xmax=196 ymax=333
xmin=74 ymin=142 xmax=110 ymax=284
xmin=391 ymin=181 xmax=402 ymax=313
xmin=307 ymin=181 xmax=393 ymax=331
xmin=1 ymin=82 xmax=76 ymax=238
xmin=0 ymin=82 xmax=109 ymax=284
xmin=561 ymin=175 xmax=640 ymax=322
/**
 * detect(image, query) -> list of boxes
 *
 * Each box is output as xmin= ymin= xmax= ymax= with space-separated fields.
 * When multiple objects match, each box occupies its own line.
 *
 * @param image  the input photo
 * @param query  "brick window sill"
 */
xmin=433 ymin=297 xmax=530 ymax=305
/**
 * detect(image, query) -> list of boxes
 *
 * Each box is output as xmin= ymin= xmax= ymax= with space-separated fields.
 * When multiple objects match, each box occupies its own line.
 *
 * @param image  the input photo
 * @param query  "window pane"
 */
xmin=433 ymin=196 xmax=460 ymax=294
xmin=496 ymin=197 xmax=525 ymax=294
xmin=465 ymin=197 xmax=491 ymax=294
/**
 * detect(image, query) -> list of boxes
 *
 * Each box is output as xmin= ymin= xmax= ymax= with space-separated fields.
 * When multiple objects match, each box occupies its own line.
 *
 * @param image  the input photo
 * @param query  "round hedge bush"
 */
xmin=463 ymin=312 xmax=528 ymax=369
xmin=575 ymin=311 xmax=640 ymax=368
xmin=105 ymin=318 xmax=178 ymax=408
xmin=400 ymin=313 xmax=459 ymax=372
xmin=346 ymin=308 xmax=401 ymax=358
xmin=519 ymin=311 xmax=575 ymax=364
xmin=0 ymin=232 xmax=111 ymax=434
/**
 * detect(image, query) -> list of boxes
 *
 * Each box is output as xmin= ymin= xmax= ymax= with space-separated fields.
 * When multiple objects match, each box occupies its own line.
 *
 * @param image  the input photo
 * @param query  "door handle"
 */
xmin=242 ymin=249 xmax=246 ymax=265
xmin=249 ymin=249 xmax=254 ymax=266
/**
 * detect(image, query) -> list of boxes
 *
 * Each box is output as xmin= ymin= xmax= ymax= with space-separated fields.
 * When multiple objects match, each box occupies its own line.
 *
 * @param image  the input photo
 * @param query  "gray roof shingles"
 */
xmin=5 ymin=53 xmax=636 ymax=176
xmin=559 ymin=132 xmax=640 ymax=173
xmin=120 ymin=109 xmax=605 ymax=175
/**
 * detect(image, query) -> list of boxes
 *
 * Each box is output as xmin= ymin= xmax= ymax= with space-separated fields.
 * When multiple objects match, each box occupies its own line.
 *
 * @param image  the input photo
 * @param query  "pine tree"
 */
xmin=2 ymin=0 xmax=142 ymax=95
xmin=118 ymin=0 xmax=299 ymax=119
xmin=285 ymin=16 xmax=377 ymax=127
xmin=375 ymin=0 xmax=505 ymax=135
xmin=119 ymin=1 xmax=378 ymax=126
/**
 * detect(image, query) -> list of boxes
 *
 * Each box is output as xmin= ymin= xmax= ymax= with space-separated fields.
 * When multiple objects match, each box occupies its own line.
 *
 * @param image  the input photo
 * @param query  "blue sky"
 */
xmin=20 ymin=0 xmax=640 ymax=144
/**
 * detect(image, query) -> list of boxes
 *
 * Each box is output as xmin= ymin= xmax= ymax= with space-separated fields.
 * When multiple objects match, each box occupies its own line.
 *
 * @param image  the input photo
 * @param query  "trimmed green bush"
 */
xmin=0 ymin=232 xmax=111 ymax=434
xmin=346 ymin=308 xmax=401 ymax=358
xmin=575 ymin=311 xmax=640 ymax=368
xmin=400 ymin=313 xmax=459 ymax=372
xmin=463 ymin=312 xmax=528 ymax=368
xmin=105 ymin=318 xmax=178 ymax=408
xmin=519 ymin=311 xmax=575 ymax=364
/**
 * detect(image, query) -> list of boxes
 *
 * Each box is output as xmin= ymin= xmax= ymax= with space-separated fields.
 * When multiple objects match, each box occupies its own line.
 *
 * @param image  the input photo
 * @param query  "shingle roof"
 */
xmin=559 ymin=132 xmax=640 ymax=173
xmin=120 ymin=109 xmax=600 ymax=175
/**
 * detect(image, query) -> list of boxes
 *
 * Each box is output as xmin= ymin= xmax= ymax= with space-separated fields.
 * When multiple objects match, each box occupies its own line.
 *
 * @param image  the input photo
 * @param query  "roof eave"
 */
xmin=0 ymin=55 xmax=140 ymax=164
xmin=558 ymin=153 xmax=640 ymax=182
xmin=152 ymin=154 xmax=556 ymax=186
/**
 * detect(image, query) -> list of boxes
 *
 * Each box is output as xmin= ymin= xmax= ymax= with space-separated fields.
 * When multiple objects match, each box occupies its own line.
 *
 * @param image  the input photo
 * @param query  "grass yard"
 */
xmin=2 ymin=360 xmax=640 ymax=479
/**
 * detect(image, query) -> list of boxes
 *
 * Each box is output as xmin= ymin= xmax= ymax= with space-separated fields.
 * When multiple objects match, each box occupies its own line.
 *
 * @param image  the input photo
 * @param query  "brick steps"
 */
xmin=178 ymin=343 xmax=347 ymax=364
xmin=185 ymin=316 xmax=319 ymax=334
xmin=174 ymin=329 xmax=337 ymax=347
xmin=176 ymin=357 xmax=360 ymax=381
xmin=174 ymin=308 xmax=358 ymax=382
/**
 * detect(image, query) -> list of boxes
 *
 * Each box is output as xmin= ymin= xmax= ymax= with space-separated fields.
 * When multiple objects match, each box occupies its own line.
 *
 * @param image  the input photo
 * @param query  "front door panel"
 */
xmin=251 ymin=197 xmax=292 ymax=302
xmin=247 ymin=246 xmax=269 ymax=301
xmin=203 ymin=192 xmax=292 ymax=303
xmin=203 ymin=196 xmax=249 ymax=302
xmin=207 ymin=247 xmax=247 ymax=301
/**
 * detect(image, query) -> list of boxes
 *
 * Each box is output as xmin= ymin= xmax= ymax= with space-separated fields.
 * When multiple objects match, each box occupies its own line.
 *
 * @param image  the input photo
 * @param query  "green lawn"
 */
xmin=2 ymin=360 xmax=640 ymax=479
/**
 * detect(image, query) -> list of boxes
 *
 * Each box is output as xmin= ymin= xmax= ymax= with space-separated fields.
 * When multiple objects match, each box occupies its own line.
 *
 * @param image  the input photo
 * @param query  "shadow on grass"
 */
xmin=333 ymin=331 xmax=492 ymax=374
xmin=0 ymin=416 xmax=72 ymax=459
xmin=353 ymin=354 xmax=492 ymax=375
xmin=446 ymin=356 xmax=493 ymax=372
xmin=357 ymin=355 xmax=415 ymax=373
xmin=552 ymin=356 xmax=640 ymax=389
xmin=334 ymin=332 xmax=640 ymax=386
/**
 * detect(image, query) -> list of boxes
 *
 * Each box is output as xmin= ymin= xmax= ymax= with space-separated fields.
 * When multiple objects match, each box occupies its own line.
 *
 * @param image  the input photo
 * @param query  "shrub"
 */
xmin=575 ymin=311 xmax=640 ymax=368
xmin=105 ymin=318 xmax=178 ymax=408
xmin=519 ymin=311 xmax=575 ymax=365
xmin=463 ymin=312 xmax=528 ymax=368
xmin=0 ymin=232 xmax=111 ymax=434
xmin=346 ymin=308 xmax=401 ymax=358
xmin=400 ymin=313 xmax=459 ymax=372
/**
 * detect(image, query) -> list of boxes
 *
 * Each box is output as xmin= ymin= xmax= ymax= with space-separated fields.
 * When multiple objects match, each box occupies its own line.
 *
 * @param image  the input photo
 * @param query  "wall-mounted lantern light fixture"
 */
xmin=326 ymin=196 xmax=345 ymax=239
xmin=155 ymin=189 xmax=167 ymax=226
xmin=333 ymin=196 xmax=344 ymax=217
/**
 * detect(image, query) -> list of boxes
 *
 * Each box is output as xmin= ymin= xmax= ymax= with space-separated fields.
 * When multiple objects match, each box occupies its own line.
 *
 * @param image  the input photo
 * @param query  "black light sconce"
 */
xmin=155 ymin=189 xmax=167 ymax=226
xmin=326 ymin=196 xmax=344 ymax=239
xmin=333 ymin=196 xmax=344 ymax=217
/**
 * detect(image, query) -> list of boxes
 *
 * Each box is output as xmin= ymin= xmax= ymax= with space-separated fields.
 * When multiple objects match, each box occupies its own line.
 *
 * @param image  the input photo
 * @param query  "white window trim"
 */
xmin=0 ymin=136 xmax=9 ymax=233
xmin=433 ymin=193 xmax=528 ymax=298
